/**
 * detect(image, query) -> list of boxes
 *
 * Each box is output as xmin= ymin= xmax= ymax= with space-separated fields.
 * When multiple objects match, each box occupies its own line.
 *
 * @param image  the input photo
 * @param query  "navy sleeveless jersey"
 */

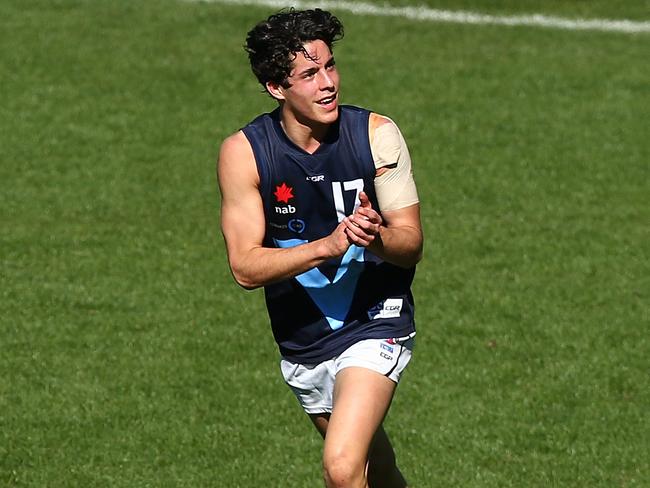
xmin=242 ymin=105 xmax=416 ymax=363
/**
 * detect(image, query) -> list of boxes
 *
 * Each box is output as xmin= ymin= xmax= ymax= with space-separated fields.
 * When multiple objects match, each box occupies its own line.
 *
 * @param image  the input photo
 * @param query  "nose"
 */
xmin=318 ymin=69 xmax=335 ymax=90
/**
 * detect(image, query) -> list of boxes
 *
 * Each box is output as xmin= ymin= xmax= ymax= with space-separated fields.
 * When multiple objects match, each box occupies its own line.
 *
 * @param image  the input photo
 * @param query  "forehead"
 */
xmin=291 ymin=40 xmax=332 ymax=69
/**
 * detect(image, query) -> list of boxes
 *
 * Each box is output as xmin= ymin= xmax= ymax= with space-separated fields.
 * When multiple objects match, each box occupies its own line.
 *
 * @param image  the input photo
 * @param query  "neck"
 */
xmin=279 ymin=106 xmax=330 ymax=154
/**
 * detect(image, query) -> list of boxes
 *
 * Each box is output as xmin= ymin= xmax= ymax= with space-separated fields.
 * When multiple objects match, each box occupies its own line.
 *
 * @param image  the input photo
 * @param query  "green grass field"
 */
xmin=1 ymin=0 xmax=648 ymax=486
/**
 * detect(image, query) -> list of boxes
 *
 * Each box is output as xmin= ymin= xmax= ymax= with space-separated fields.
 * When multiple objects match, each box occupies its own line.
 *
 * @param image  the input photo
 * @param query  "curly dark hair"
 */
xmin=245 ymin=8 xmax=344 ymax=88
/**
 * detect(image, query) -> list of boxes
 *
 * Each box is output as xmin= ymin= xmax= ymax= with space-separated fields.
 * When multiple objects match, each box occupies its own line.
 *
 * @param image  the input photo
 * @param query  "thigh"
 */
xmin=323 ymin=366 xmax=397 ymax=463
xmin=311 ymin=414 xmax=399 ymax=465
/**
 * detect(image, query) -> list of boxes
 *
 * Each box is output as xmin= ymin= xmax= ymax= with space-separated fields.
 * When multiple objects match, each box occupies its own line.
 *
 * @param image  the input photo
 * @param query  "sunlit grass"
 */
xmin=1 ymin=0 xmax=648 ymax=486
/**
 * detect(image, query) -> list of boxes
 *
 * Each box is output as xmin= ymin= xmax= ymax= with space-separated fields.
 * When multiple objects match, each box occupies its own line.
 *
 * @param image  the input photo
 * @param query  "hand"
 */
xmin=343 ymin=191 xmax=382 ymax=247
xmin=322 ymin=220 xmax=353 ymax=257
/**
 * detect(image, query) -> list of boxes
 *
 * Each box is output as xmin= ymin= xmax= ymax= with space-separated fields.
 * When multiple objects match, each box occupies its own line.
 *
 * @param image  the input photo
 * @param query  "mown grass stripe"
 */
xmin=186 ymin=0 xmax=650 ymax=34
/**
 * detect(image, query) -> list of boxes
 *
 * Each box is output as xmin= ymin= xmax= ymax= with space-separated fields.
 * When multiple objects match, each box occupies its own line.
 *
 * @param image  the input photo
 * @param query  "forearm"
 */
xmin=228 ymin=236 xmax=342 ymax=290
xmin=367 ymin=224 xmax=423 ymax=268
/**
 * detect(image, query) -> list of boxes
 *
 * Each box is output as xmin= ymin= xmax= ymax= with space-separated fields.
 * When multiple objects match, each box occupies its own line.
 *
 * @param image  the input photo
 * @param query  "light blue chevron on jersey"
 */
xmin=273 ymin=238 xmax=365 ymax=330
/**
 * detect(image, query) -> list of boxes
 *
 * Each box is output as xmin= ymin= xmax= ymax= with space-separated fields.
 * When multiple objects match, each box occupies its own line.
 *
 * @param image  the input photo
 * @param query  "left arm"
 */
xmin=344 ymin=195 xmax=422 ymax=268
xmin=342 ymin=113 xmax=423 ymax=268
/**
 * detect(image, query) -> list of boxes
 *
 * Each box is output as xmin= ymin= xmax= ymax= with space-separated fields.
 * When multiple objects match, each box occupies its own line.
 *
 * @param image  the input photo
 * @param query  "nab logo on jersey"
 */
xmin=274 ymin=182 xmax=294 ymax=203
xmin=275 ymin=205 xmax=296 ymax=214
xmin=274 ymin=182 xmax=296 ymax=214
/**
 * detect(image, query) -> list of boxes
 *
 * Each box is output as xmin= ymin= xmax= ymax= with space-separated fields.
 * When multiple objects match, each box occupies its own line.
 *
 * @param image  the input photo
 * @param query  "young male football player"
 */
xmin=217 ymin=9 xmax=422 ymax=488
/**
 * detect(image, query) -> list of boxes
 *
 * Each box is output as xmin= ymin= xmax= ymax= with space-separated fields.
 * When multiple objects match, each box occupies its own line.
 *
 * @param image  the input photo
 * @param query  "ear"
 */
xmin=265 ymin=81 xmax=285 ymax=101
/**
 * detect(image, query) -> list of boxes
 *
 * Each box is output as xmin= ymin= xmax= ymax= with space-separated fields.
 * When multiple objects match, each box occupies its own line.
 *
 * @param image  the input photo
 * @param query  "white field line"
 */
xmin=186 ymin=0 xmax=650 ymax=34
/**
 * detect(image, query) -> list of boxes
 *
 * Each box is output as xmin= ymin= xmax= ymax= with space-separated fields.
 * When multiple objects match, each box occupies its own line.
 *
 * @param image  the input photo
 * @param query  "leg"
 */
xmin=367 ymin=425 xmax=408 ymax=488
xmin=310 ymin=414 xmax=408 ymax=488
xmin=283 ymin=338 xmax=414 ymax=487
xmin=319 ymin=366 xmax=403 ymax=488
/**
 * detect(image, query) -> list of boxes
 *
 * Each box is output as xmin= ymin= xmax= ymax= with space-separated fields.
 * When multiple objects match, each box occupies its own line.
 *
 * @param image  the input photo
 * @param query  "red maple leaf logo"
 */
xmin=274 ymin=182 xmax=294 ymax=203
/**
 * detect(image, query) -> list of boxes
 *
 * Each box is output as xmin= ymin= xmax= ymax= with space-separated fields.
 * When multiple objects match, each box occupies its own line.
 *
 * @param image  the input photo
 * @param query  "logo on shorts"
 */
xmin=380 ymin=343 xmax=394 ymax=353
xmin=380 ymin=352 xmax=393 ymax=360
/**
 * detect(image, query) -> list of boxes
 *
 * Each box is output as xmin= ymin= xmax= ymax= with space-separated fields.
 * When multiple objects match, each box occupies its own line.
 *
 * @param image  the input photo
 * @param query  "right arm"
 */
xmin=217 ymin=131 xmax=351 ymax=289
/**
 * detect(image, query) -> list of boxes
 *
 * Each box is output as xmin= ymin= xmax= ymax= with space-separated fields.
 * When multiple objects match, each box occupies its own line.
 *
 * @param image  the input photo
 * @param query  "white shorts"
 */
xmin=280 ymin=335 xmax=415 ymax=414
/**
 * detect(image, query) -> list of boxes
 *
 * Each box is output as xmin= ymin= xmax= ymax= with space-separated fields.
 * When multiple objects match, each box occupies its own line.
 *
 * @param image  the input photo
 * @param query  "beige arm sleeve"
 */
xmin=370 ymin=119 xmax=419 ymax=212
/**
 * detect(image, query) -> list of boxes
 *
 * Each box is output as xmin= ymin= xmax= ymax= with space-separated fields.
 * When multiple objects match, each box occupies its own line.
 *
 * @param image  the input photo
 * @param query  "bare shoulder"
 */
xmin=217 ymin=131 xmax=260 ymax=199
xmin=219 ymin=130 xmax=253 ymax=165
xmin=217 ymin=130 xmax=258 ymax=186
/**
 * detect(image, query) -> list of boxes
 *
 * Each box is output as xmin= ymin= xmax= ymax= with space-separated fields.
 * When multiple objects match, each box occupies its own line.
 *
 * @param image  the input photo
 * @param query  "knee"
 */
xmin=322 ymin=450 xmax=366 ymax=488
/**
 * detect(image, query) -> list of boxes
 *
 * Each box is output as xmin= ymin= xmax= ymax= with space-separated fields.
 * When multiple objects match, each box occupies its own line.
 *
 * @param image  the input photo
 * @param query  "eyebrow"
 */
xmin=299 ymin=67 xmax=319 ymax=77
xmin=296 ymin=56 xmax=336 ymax=77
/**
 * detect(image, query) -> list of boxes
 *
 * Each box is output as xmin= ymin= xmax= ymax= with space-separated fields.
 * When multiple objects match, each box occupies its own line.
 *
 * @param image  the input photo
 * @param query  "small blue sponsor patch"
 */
xmin=288 ymin=218 xmax=306 ymax=234
xmin=380 ymin=343 xmax=394 ymax=353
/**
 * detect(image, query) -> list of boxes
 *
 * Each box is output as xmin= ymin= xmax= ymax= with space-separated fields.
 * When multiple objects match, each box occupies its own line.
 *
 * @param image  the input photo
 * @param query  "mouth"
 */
xmin=316 ymin=94 xmax=337 ymax=107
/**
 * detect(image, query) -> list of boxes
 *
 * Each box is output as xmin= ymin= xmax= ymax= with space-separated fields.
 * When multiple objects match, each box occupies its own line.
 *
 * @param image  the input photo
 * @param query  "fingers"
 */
xmin=354 ymin=206 xmax=381 ymax=225
xmin=359 ymin=191 xmax=371 ymax=209
xmin=344 ymin=193 xmax=382 ymax=247
xmin=355 ymin=192 xmax=381 ymax=223
xmin=344 ymin=227 xmax=372 ymax=247
xmin=343 ymin=215 xmax=380 ymax=247
xmin=347 ymin=213 xmax=379 ymax=231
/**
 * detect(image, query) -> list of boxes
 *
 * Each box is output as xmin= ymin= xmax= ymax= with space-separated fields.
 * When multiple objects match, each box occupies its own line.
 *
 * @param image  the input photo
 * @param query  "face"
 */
xmin=267 ymin=39 xmax=340 ymax=128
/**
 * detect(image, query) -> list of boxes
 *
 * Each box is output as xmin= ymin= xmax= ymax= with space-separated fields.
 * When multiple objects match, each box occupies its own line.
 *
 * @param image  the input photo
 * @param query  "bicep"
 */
xmin=381 ymin=203 xmax=421 ymax=232
xmin=217 ymin=134 xmax=266 ymax=262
